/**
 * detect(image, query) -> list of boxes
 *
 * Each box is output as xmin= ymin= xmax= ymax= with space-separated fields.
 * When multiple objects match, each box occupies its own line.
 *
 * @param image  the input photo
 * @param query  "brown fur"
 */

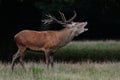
xmin=11 ymin=28 xmax=73 ymax=70
xmin=14 ymin=29 xmax=71 ymax=50
xmin=11 ymin=14 xmax=87 ymax=70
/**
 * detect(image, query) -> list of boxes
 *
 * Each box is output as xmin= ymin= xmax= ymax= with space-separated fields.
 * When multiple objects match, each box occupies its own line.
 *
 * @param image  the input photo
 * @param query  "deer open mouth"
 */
xmin=84 ymin=28 xmax=88 ymax=31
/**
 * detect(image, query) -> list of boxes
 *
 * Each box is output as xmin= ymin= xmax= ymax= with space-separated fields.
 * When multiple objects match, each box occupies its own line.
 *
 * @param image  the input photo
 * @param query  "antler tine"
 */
xmin=45 ymin=14 xmax=53 ymax=19
xmin=42 ymin=14 xmax=65 ymax=25
xmin=68 ymin=11 xmax=77 ymax=22
xmin=41 ymin=19 xmax=53 ymax=24
xmin=41 ymin=19 xmax=47 ymax=24
xmin=59 ymin=11 xmax=66 ymax=22
xmin=41 ymin=14 xmax=53 ymax=24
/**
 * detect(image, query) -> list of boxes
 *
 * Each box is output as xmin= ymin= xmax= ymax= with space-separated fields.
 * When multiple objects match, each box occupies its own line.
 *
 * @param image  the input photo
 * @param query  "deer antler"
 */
xmin=42 ymin=11 xmax=77 ymax=25
xmin=42 ymin=14 xmax=65 ymax=25
xmin=41 ymin=14 xmax=54 ymax=24
xmin=68 ymin=11 xmax=77 ymax=22
xmin=59 ymin=11 xmax=66 ymax=22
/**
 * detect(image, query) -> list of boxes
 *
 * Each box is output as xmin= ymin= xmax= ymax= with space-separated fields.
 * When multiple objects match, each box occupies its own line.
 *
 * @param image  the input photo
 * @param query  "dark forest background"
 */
xmin=0 ymin=0 xmax=120 ymax=61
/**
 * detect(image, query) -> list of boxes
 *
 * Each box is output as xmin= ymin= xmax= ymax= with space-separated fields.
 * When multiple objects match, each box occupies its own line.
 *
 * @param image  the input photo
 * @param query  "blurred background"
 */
xmin=0 ymin=0 xmax=120 ymax=61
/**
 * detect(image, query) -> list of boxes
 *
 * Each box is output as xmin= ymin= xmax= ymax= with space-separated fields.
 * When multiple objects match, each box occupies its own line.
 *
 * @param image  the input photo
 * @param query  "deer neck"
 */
xmin=57 ymin=28 xmax=76 ymax=47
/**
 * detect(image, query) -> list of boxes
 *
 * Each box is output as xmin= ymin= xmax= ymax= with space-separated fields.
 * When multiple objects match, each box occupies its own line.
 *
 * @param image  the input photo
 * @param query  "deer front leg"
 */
xmin=45 ymin=50 xmax=50 ymax=68
xmin=49 ymin=52 xmax=54 ymax=68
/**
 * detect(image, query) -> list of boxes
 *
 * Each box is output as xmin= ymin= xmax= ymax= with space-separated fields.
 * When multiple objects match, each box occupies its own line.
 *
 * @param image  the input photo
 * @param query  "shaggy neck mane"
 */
xmin=56 ymin=28 xmax=75 ymax=47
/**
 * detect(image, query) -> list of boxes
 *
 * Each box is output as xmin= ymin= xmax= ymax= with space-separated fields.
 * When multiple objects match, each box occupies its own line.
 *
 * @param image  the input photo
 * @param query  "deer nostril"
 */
xmin=84 ymin=22 xmax=87 ymax=25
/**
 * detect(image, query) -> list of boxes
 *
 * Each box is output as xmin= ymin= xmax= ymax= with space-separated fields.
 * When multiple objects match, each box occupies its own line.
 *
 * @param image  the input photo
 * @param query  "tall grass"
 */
xmin=0 ymin=62 xmax=120 ymax=80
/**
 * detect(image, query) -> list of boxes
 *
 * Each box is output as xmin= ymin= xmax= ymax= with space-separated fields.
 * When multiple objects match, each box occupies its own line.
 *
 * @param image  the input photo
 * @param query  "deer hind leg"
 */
xmin=11 ymin=46 xmax=26 ymax=71
xmin=18 ymin=47 xmax=26 ymax=70
xmin=19 ymin=56 xmax=26 ymax=71
xmin=11 ymin=50 xmax=20 ymax=71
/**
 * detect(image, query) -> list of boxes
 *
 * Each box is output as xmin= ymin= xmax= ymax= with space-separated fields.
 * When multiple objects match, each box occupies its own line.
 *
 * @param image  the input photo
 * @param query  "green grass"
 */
xmin=0 ymin=62 xmax=120 ymax=80
xmin=25 ymin=40 xmax=120 ymax=62
xmin=56 ymin=40 xmax=120 ymax=61
xmin=1 ymin=40 xmax=120 ymax=80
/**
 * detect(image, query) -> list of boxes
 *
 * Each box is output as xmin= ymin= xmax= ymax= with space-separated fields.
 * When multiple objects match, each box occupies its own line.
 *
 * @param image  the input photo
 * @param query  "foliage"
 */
xmin=34 ymin=0 xmax=120 ymax=17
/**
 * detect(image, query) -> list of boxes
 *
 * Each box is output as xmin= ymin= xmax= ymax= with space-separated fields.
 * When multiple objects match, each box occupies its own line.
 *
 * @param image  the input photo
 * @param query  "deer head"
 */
xmin=42 ymin=11 xmax=88 ymax=36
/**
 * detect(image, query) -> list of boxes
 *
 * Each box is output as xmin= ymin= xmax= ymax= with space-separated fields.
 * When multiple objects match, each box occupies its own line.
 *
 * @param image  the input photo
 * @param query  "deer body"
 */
xmin=11 ymin=11 xmax=88 ymax=70
xmin=14 ymin=28 xmax=74 ymax=51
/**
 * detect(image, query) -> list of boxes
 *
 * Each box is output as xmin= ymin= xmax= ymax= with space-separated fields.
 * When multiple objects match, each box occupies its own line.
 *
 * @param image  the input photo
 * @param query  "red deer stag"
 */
xmin=11 ymin=11 xmax=88 ymax=70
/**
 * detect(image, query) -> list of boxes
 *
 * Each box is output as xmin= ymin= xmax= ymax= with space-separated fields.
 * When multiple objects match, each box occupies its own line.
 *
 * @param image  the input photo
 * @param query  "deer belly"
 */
xmin=26 ymin=41 xmax=46 ymax=51
xmin=28 ymin=46 xmax=45 ymax=51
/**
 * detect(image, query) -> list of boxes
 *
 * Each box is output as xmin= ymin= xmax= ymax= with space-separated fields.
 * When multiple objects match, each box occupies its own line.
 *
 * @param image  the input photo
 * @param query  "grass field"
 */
xmin=0 ymin=62 xmax=120 ymax=80
xmin=25 ymin=40 xmax=120 ymax=62
xmin=1 ymin=40 xmax=120 ymax=80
